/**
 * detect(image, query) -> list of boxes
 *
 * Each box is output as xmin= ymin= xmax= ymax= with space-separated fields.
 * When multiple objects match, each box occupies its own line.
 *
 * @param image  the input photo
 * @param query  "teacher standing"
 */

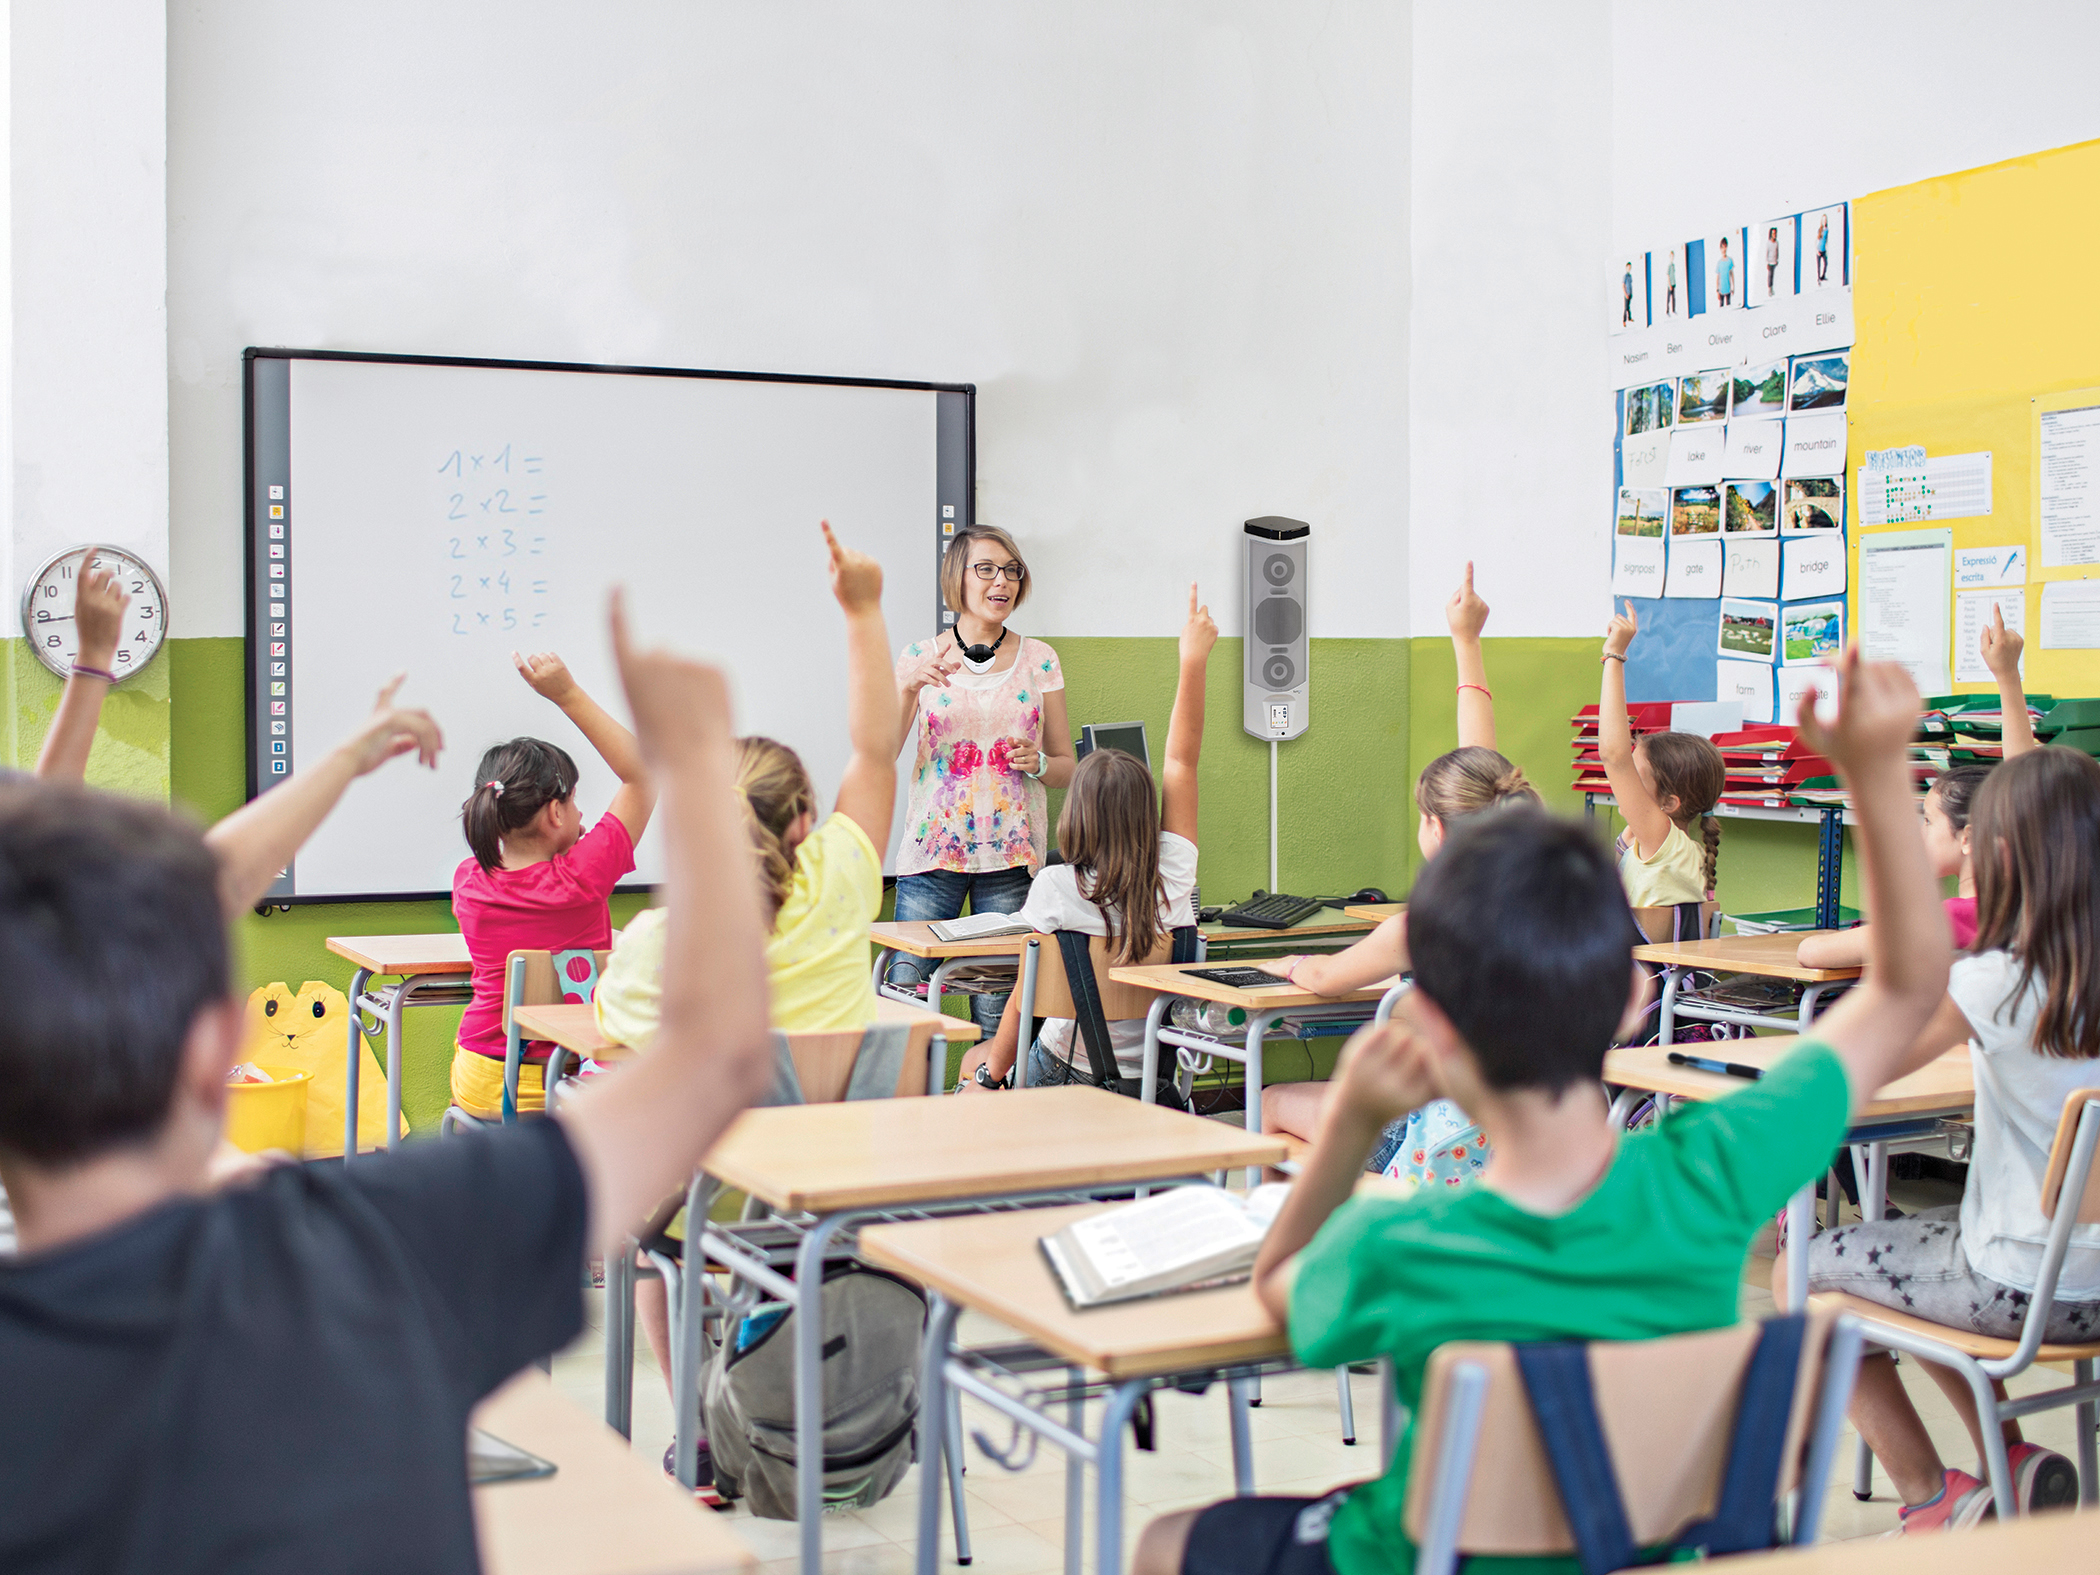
xmin=890 ymin=525 xmax=1073 ymax=1026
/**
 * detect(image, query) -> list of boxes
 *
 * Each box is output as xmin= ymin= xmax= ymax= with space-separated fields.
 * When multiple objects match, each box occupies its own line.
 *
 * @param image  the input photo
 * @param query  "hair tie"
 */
xmin=488 ymin=781 xmax=505 ymax=796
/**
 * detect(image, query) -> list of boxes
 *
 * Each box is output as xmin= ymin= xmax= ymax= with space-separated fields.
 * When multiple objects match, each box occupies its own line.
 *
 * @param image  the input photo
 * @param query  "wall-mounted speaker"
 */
xmin=1243 ymin=516 xmax=1309 ymax=740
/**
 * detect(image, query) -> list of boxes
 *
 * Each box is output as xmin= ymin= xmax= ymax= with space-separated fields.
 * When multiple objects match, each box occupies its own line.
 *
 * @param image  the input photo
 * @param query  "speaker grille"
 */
xmin=1253 ymin=596 xmax=1303 ymax=646
xmin=1261 ymin=652 xmax=1298 ymax=689
xmin=1263 ymin=553 xmax=1296 ymax=587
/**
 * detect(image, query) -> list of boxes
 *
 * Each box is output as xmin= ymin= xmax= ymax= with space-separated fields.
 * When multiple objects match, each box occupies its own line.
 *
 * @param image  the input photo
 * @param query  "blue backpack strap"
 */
xmin=1681 ymin=1315 xmax=1805 ymax=1556
xmin=1055 ymin=929 xmax=1127 ymax=1094
xmin=1512 ymin=1343 xmax=1639 ymax=1575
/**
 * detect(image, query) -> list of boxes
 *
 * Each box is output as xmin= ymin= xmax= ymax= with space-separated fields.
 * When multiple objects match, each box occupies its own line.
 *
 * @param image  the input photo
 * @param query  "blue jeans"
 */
xmin=890 ymin=865 xmax=1035 ymax=1033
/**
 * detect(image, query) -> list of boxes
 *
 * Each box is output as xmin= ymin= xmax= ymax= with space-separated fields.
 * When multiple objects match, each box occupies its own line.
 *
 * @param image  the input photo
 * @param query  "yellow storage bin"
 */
xmin=225 ymin=1066 xmax=311 ymax=1155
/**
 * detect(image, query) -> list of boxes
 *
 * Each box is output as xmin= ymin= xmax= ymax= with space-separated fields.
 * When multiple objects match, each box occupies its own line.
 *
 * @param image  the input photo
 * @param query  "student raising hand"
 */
xmin=1603 ymin=597 xmax=1638 ymax=660
xmin=1444 ymin=560 xmax=1489 ymax=642
xmin=823 ymin=517 xmax=884 ymax=613
xmin=1180 ymin=581 xmax=1218 ymax=662
xmin=34 ymin=548 xmax=133 ymax=782
xmin=1447 ymin=561 xmax=1495 ymax=749
xmin=1980 ymin=600 xmax=2038 ymax=758
xmin=512 ymin=648 xmax=580 ymax=704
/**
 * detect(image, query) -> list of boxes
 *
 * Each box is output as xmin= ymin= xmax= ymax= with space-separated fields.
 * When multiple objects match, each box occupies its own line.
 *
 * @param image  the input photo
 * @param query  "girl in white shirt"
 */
xmin=1796 ymin=746 xmax=2100 ymax=1527
xmin=963 ymin=586 xmax=1215 ymax=1101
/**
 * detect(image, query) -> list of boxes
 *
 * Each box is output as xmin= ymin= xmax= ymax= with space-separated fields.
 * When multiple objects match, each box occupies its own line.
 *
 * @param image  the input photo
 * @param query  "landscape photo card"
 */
xmin=1677 ymin=369 xmax=1731 ymax=425
xmin=1624 ymin=378 xmax=1676 ymax=437
xmin=1723 ymin=479 xmax=1778 ymax=537
xmin=1723 ymin=536 xmax=1780 ymax=599
xmin=1730 ymin=357 xmax=1789 ymax=420
xmin=1719 ymin=597 xmax=1779 ymax=662
xmin=1670 ymin=483 xmax=1721 ymax=538
xmin=1617 ymin=487 xmax=1668 ymax=536
xmin=1789 ymin=351 xmax=1849 ymax=413
xmin=1782 ymin=474 xmax=1844 ymax=532
xmin=1782 ymin=599 xmax=1845 ymax=666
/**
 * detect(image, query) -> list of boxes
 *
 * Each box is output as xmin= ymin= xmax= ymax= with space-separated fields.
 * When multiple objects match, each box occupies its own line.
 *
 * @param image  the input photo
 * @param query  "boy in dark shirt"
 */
xmin=0 ymin=601 xmax=774 ymax=1575
xmin=1137 ymin=649 xmax=1954 ymax=1575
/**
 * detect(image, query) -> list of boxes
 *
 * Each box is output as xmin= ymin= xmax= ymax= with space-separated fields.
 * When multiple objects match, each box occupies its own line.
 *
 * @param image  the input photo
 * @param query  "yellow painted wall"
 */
xmin=1851 ymin=137 xmax=2100 ymax=695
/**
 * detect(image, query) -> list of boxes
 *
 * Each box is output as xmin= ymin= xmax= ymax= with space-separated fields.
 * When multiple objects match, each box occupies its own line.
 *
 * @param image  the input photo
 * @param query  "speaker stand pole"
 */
xmin=1268 ymin=739 xmax=1279 ymax=892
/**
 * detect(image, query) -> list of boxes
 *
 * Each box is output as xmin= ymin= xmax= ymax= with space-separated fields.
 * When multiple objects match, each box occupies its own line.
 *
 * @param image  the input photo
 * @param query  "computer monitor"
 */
xmin=1077 ymin=721 xmax=1150 ymax=771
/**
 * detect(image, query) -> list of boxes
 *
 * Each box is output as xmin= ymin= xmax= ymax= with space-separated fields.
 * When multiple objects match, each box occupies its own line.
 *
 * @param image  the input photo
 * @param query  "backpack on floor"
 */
xmin=704 ymin=1260 xmax=928 ymax=1518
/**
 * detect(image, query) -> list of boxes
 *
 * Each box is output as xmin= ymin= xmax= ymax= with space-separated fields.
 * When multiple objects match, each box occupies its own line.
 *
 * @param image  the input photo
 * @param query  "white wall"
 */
xmin=7 ymin=0 xmax=167 ymax=618
xmin=168 ymin=2 xmax=1410 ymax=644
xmin=1408 ymin=0 xmax=2100 ymax=640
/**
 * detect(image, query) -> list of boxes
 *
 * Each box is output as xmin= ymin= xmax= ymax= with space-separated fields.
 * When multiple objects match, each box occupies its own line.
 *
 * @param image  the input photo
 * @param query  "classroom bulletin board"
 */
xmin=1850 ymin=137 xmax=2100 ymax=697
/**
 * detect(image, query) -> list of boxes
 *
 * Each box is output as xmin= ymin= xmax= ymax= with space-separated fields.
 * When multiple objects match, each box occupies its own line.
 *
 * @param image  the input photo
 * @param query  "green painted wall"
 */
xmin=165 ymin=630 xmax=1844 ymax=1131
xmin=5 ymin=637 xmax=172 ymax=796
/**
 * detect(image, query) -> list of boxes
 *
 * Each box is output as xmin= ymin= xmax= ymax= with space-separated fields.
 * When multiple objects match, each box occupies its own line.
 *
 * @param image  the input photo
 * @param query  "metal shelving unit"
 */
xmin=1583 ymin=793 xmax=1848 ymax=930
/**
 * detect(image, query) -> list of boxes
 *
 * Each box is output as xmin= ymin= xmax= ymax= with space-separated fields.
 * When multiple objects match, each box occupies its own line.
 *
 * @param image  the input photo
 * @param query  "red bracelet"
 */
xmin=1456 ymin=682 xmax=1492 ymax=699
xmin=70 ymin=664 xmax=117 ymax=683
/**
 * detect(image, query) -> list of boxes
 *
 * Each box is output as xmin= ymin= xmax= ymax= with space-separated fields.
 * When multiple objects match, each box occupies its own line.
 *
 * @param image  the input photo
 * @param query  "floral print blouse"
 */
xmin=895 ymin=634 xmax=1063 ymax=876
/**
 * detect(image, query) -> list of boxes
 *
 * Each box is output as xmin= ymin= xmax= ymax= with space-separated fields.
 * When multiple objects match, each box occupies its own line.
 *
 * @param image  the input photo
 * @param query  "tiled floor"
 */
xmin=548 ymin=1173 xmax=2091 ymax=1573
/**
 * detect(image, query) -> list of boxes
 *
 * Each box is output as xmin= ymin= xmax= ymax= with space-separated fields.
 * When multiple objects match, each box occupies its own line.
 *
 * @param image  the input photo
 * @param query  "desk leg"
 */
xmin=1139 ymin=995 xmax=1171 ymax=1105
xmin=1850 ymin=1138 xmax=1889 ymax=1502
xmin=383 ymin=978 xmax=412 ymax=1152
xmin=796 ymin=1212 xmax=851 ymax=1575
xmin=915 ymin=1295 xmax=962 ymax=1575
xmin=1379 ymin=1358 xmax=1400 ymax=1471
xmin=1658 ymin=965 xmax=1681 ymax=1046
xmin=873 ymin=947 xmax=895 ymax=997
xmin=1797 ymin=982 xmax=1831 ymax=1029
xmin=1785 ymin=1186 xmax=1813 ymax=1312
xmin=343 ymin=966 xmax=373 ymax=1166
xmin=1064 ymin=1366 xmax=1084 ymax=1575
xmin=604 ymin=1240 xmax=635 ymax=1437
xmin=929 ymin=1034 xmax=949 ymax=1098
xmin=1095 ymin=1381 xmax=1148 ymax=1575
xmin=1016 ymin=940 xmax=1040 ymax=1091
xmin=1242 ymin=1012 xmax=1276 ymax=1190
xmin=1227 ymin=1377 xmax=1256 ymax=1494
xmin=675 ymin=1173 xmax=713 ymax=1489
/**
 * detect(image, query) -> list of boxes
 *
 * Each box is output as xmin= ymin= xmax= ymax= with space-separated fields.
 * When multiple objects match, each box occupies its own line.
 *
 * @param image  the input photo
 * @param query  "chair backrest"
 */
xmin=1402 ymin=1306 xmax=1837 ymax=1559
xmin=777 ymin=1022 xmax=939 ymax=1104
xmin=2038 ymin=1087 xmax=2100 ymax=1224
xmin=1629 ymin=901 xmax=1719 ymax=945
xmin=1024 ymin=932 xmax=1173 ymax=1022
xmin=502 ymin=947 xmax=614 ymax=1033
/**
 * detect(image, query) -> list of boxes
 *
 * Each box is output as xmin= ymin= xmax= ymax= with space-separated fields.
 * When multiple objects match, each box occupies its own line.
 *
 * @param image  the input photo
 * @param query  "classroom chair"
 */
xmin=1404 ymin=1308 xmax=1863 ymax=1575
xmin=439 ymin=947 xmax=612 ymax=1137
xmin=1015 ymin=928 xmax=1194 ymax=1103
xmin=1813 ymin=1086 xmax=2100 ymax=1520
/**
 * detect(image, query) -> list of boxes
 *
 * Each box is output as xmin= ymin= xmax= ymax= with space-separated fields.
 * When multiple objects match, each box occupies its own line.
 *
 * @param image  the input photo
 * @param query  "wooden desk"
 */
xmin=1198 ymin=908 xmax=1376 ymax=945
xmin=1107 ymin=962 xmax=1400 ymax=1179
xmin=1632 ymin=931 xmax=1861 ymax=1045
xmin=860 ymin=1202 xmax=1292 ymax=1575
xmin=327 ymin=931 xmax=475 ymax=1162
xmin=1604 ymin=1034 xmax=1974 ymax=1310
xmin=511 ymin=998 xmax=986 ymax=1064
xmin=473 ymin=1369 xmax=753 ymax=1575
xmin=1342 ymin=902 xmax=1404 ymax=922
xmin=1700 ymin=1506 xmax=2097 ymax=1575
xmin=868 ymin=919 xmax=1031 ymax=1015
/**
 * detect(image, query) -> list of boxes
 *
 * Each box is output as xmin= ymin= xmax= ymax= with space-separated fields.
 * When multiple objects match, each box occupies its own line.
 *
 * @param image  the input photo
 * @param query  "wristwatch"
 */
xmin=974 ymin=1062 xmax=1012 ymax=1090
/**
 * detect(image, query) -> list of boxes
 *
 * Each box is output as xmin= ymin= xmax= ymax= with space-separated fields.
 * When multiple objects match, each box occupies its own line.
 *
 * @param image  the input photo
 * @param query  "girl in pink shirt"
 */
xmin=449 ymin=651 xmax=657 ymax=1120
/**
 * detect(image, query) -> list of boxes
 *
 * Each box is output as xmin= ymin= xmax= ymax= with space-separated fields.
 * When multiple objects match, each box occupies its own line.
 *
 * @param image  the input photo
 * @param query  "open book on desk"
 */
xmin=1040 ymin=1184 xmax=1290 ymax=1310
xmin=929 ymin=912 xmax=1037 ymax=942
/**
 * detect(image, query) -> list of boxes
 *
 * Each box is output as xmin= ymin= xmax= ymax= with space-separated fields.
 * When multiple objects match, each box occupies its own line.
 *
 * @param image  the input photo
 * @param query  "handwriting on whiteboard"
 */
xmin=436 ymin=446 xmax=551 ymax=635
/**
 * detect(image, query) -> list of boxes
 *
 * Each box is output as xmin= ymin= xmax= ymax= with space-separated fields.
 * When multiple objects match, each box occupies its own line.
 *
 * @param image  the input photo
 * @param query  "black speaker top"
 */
xmin=1243 ymin=516 xmax=1310 ymax=541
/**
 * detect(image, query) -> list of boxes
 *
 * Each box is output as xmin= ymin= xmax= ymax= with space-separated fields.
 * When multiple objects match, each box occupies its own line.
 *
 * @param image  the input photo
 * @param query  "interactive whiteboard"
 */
xmin=245 ymin=350 xmax=972 ymax=901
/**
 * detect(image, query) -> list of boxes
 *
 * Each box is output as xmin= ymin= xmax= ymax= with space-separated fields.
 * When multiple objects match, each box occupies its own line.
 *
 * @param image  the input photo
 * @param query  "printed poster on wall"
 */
xmin=1953 ymin=588 xmax=2025 ymax=684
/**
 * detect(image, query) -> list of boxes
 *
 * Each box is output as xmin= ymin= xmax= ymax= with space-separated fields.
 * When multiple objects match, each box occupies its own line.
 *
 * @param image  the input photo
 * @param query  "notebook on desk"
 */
xmin=928 ymin=913 xmax=1036 ymax=943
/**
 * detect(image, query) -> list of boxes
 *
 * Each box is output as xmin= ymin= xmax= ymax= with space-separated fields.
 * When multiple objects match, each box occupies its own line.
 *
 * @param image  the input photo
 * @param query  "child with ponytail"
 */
xmin=449 ymin=649 xmax=656 ymax=1121
xmin=1599 ymin=600 xmax=1726 ymax=907
xmin=1259 ymin=563 xmax=1537 ymax=1183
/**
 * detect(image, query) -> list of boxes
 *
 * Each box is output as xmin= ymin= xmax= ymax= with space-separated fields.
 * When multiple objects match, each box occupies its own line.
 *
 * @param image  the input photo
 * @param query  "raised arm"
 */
xmin=1790 ymin=649 xmax=1953 ymax=1103
xmin=558 ymin=593 xmax=773 ymax=1257
xmin=1446 ymin=562 xmax=1495 ymax=750
xmin=35 ymin=550 xmax=129 ymax=782
xmin=1980 ymin=601 xmax=2037 ymax=759
xmin=1599 ymin=599 xmax=1675 ymax=856
xmin=1160 ymin=584 xmax=1217 ymax=843
xmin=204 ymin=676 xmax=443 ymax=918
xmin=825 ymin=521 xmax=902 ymax=848
xmin=513 ymin=650 xmax=658 ymax=842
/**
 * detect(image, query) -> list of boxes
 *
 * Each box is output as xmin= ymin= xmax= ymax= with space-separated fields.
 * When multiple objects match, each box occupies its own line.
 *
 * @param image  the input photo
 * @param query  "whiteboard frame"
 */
xmin=242 ymin=346 xmax=975 ymax=905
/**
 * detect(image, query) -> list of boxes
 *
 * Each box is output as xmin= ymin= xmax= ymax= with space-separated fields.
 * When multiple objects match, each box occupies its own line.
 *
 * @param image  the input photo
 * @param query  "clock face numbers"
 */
xmin=22 ymin=548 xmax=168 ymax=682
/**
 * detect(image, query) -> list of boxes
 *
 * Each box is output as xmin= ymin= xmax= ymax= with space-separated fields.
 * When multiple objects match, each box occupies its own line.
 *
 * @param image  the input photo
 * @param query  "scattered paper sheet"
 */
xmin=1953 ymin=544 xmax=2025 ymax=589
xmin=1611 ymin=536 xmax=1666 ymax=598
xmin=1621 ymin=428 xmax=1670 ymax=489
xmin=1723 ymin=536 xmax=1780 ymax=599
xmin=2040 ymin=405 xmax=2100 ymax=568
xmin=1722 ymin=421 xmax=1782 ymax=478
xmin=1860 ymin=529 xmax=1951 ymax=693
xmin=1781 ymin=534 xmax=1847 ymax=599
xmin=1664 ymin=536 xmax=1722 ymax=598
xmin=1782 ymin=412 xmax=1848 ymax=477
xmin=2040 ymin=579 xmax=2100 ymax=649
xmin=1716 ymin=658 xmax=1776 ymax=723
xmin=1953 ymin=588 xmax=2025 ymax=683
xmin=1667 ymin=425 xmax=1726 ymax=487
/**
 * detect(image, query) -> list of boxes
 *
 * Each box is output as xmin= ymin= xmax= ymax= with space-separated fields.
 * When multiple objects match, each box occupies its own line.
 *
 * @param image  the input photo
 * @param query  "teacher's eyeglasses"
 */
xmin=971 ymin=562 xmax=1027 ymax=583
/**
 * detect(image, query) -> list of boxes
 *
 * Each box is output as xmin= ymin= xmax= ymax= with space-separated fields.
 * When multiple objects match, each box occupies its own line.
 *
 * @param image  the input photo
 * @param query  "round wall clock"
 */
xmin=20 ymin=546 xmax=169 ymax=681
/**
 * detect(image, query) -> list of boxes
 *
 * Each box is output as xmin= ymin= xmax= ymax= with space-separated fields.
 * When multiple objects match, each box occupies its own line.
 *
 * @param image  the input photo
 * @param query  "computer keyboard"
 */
xmin=1215 ymin=892 xmax=1327 ymax=930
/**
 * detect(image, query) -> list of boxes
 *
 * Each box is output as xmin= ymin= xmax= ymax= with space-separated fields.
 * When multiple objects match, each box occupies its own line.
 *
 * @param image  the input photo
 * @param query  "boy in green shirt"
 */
xmin=1135 ymin=649 xmax=1954 ymax=1575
